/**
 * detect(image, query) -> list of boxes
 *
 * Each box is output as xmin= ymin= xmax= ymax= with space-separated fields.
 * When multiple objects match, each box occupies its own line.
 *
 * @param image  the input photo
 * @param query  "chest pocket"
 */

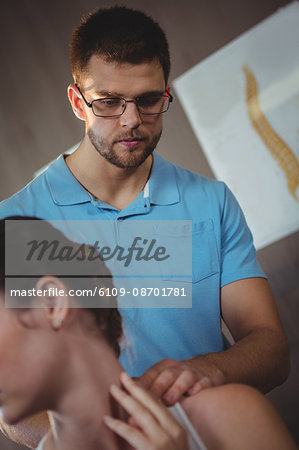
xmin=153 ymin=219 xmax=219 ymax=283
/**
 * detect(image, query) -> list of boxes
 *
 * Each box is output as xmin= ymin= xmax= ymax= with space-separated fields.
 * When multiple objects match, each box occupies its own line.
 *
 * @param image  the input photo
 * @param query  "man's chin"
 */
xmin=105 ymin=145 xmax=154 ymax=169
xmin=109 ymin=154 xmax=152 ymax=169
xmin=87 ymin=128 xmax=158 ymax=169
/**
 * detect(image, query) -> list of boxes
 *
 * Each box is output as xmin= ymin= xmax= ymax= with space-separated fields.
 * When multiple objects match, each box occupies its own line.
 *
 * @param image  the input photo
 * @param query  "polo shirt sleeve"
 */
xmin=219 ymin=184 xmax=266 ymax=287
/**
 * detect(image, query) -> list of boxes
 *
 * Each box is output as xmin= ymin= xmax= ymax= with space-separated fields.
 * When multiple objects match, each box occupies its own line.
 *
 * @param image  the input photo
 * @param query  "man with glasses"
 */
xmin=0 ymin=6 xmax=290 ymax=448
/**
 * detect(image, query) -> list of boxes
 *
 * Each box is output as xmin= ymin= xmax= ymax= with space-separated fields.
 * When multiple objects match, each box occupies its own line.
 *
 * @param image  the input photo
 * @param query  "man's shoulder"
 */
xmin=0 ymin=163 xmax=55 ymax=219
xmin=157 ymin=153 xmax=226 ymax=197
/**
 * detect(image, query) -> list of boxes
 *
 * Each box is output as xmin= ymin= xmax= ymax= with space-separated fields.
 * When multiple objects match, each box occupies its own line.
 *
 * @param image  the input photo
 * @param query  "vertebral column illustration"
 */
xmin=243 ymin=65 xmax=299 ymax=201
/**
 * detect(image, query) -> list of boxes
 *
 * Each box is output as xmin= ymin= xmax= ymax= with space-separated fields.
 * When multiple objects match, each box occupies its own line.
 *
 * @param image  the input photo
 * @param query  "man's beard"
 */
xmin=87 ymin=128 xmax=162 ymax=169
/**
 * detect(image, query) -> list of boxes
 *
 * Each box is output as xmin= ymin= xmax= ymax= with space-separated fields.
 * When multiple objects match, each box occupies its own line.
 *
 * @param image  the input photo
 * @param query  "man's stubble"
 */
xmin=87 ymin=127 xmax=162 ymax=169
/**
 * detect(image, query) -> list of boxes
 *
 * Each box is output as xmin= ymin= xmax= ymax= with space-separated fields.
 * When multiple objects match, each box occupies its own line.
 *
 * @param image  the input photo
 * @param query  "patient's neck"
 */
xmin=46 ymin=331 xmax=131 ymax=450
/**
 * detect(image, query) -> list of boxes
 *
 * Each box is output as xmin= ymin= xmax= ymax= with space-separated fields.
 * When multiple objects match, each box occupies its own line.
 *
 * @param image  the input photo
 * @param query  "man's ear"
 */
xmin=35 ymin=276 xmax=70 ymax=330
xmin=67 ymin=84 xmax=86 ymax=121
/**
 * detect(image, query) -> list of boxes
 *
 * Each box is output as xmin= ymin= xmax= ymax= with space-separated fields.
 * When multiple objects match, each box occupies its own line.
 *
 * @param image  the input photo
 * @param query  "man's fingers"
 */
xmin=162 ymin=370 xmax=197 ymax=406
xmin=187 ymin=377 xmax=212 ymax=396
xmin=138 ymin=359 xmax=218 ymax=408
xmin=139 ymin=358 xmax=176 ymax=389
xmin=138 ymin=364 xmax=162 ymax=389
xmin=147 ymin=368 xmax=178 ymax=399
xmin=186 ymin=381 xmax=204 ymax=396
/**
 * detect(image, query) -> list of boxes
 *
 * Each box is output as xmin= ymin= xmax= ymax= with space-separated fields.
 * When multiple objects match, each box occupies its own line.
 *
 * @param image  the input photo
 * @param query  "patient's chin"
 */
xmin=0 ymin=401 xmax=32 ymax=426
xmin=0 ymin=407 xmax=17 ymax=426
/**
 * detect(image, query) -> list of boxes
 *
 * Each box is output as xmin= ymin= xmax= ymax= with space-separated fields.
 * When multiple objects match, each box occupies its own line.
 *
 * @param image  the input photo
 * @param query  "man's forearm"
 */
xmin=189 ymin=327 xmax=290 ymax=393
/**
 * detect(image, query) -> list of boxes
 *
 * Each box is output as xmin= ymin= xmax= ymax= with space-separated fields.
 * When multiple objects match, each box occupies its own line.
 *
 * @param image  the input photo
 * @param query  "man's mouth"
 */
xmin=117 ymin=137 xmax=144 ymax=148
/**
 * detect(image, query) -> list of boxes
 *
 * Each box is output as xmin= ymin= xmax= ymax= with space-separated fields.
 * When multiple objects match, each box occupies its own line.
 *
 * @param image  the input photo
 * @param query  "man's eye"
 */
xmin=138 ymin=96 xmax=162 ymax=107
xmin=100 ymin=98 xmax=122 ymax=107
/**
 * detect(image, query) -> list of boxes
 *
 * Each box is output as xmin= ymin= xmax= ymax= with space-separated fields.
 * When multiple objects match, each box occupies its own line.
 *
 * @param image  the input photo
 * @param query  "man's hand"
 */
xmin=139 ymin=357 xmax=225 ymax=406
xmin=139 ymin=278 xmax=290 ymax=407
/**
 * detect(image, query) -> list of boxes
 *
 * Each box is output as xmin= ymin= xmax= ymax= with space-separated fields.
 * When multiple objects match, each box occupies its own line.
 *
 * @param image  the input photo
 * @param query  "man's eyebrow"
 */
xmin=136 ymin=90 xmax=165 ymax=98
xmin=94 ymin=90 xmax=122 ymax=97
xmin=94 ymin=89 xmax=165 ymax=98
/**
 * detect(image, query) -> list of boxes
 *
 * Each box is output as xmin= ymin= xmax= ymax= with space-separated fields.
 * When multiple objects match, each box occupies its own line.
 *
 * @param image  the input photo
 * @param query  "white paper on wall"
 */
xmin=173 ymin=1 xmax=299 ymax=249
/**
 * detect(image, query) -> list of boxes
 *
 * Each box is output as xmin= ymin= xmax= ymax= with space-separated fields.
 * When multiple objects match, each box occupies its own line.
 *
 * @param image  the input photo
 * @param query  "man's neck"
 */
xmin=65 ymin=138 xmax=153 ymax=210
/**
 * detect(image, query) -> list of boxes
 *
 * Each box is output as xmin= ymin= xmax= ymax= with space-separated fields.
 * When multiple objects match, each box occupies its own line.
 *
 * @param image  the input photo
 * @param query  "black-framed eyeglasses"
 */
xmin=75 ymin=84 xmax=173 ymax=118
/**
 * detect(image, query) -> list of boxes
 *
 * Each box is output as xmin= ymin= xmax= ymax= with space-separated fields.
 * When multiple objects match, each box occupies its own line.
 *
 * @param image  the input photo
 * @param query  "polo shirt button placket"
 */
xmin=143 ymin=198 xmax=150 ymax=212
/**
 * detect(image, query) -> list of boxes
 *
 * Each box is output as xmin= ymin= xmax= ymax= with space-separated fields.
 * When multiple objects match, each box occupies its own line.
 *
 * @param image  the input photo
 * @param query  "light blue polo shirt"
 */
xmin=0 ymin=152 xmax=265 ymax=375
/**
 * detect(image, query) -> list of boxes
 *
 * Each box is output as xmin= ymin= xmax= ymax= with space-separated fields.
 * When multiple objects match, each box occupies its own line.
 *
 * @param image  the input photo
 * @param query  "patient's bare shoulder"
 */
xmin=0 ymin=411 xmax=49 ymax=449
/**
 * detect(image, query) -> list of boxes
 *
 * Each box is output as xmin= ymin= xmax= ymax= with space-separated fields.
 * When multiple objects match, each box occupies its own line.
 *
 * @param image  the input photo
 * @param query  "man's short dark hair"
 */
xmin=70 ymin=6 xmax=170 ymax=84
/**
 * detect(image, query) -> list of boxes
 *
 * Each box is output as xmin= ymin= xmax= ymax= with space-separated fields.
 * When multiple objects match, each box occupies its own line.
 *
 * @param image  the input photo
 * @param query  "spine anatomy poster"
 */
xmin=174 ymin=1 xmax=299 ymax=249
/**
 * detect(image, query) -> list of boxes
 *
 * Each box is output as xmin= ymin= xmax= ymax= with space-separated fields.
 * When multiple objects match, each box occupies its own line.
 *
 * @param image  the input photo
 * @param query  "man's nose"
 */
xmin=119 ymin=101 xmax=142 ymax=128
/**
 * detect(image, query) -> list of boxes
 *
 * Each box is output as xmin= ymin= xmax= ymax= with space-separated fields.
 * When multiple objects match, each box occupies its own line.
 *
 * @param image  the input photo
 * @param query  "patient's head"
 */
xmin=0 ymin=216 xmax=122 ymax=424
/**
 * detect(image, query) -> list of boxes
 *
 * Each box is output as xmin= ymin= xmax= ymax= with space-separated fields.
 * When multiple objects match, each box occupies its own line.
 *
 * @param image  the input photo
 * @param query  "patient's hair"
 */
xmin=0 ymin=217 xmax=122 ymax=357
xmin=70 ymin=6 xmax=170 ymax=83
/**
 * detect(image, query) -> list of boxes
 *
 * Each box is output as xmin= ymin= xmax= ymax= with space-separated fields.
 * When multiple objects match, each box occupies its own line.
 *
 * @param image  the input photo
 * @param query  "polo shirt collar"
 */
xmin=149 ymin=153 xmax=180 ymax=205
xmin=46 ymin=152 xmax=180 ymax=207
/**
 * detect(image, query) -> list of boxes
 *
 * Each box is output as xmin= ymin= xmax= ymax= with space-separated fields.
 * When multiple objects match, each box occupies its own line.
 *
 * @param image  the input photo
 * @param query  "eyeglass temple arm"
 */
xmin=74 ymin=83 xmax=92 ymax=108
xmin=166 ymin=88 xmax=173 ymax=102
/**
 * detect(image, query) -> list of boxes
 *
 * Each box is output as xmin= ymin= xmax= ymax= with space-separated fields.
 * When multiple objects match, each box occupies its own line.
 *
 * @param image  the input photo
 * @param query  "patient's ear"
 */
xmin=35 ymin=276 xmax=70 ymax=330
